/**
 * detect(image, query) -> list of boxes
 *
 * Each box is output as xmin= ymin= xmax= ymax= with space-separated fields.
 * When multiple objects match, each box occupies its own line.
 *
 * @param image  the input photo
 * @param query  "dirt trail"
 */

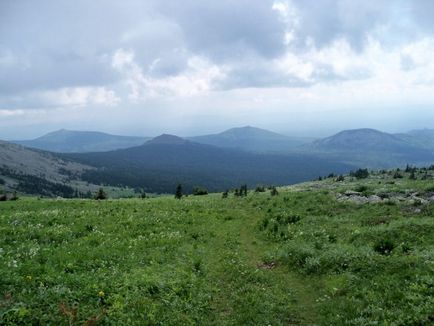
xmin=207 ymin=200 xmax=319 ymax=325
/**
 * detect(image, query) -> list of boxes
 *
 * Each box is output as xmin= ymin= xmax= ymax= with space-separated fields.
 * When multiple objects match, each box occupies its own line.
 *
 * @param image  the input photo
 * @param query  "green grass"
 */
xmin=1 ymin=172 xmax=433 ymax=325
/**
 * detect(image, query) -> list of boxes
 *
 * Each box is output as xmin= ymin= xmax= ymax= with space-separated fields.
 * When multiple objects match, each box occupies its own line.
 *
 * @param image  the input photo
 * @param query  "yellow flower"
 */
xmin=98 ymin=290 xmax=105 ymax=297
xmin=25 ymin=275 xmax=32 ymax=281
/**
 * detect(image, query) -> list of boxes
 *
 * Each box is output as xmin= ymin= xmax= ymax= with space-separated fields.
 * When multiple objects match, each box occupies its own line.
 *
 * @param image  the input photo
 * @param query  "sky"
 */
xmin=1 ymin=0 xmax=434 ymax=139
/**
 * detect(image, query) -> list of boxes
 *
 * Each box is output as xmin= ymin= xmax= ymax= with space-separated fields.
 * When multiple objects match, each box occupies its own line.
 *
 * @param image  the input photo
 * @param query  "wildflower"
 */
xmin=25 ymin=275 xmax=32 ymax=282
xmin=98 ymin=290 xmax=106 ymax=306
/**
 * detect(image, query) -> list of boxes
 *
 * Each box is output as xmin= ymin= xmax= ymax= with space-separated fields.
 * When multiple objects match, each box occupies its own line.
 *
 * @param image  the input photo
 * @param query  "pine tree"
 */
xmin=270 ymin=186 xmax=279 ymax=196
xmin=175 ymin=184 xmax=183 ymax=199
xmin=336 ymin=175 xmax=345 ymax=182
xmin=240 ymin=184 xmax=248 ymax=196
xmin=222 ymin=190 xmax=228 ymax=198
xmin=409 ymin=170 xmax=417 ymax=180
xmin=94 ymin=188 xmax=107 ymax=200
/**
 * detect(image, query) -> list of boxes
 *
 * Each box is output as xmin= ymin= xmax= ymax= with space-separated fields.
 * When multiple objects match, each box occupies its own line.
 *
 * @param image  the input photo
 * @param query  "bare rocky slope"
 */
xmin=0 ymin=140 xmax=95 ymax=196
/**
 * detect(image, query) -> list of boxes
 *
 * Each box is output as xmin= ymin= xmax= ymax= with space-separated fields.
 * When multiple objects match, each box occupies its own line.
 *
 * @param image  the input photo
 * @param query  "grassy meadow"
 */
xmin=0 ymin=170 xmax=433 ymax=325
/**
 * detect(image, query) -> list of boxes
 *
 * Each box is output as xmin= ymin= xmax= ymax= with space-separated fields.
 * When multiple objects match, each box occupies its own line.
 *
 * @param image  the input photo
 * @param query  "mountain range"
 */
xmin=11 ymin=126 xmax=310 ymax=153
xmin=3 ymin=126 xmax=434 ymax=195
xmin=13 ymin=129 xmax=149 ymax=153
xmin=12 ymin=126 xmax=434 ymax=157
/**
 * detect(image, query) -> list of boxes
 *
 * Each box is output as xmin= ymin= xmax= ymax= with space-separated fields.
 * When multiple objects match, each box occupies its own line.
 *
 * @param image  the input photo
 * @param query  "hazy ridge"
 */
xmin=3 ymin=126 xmax=434 ymax=195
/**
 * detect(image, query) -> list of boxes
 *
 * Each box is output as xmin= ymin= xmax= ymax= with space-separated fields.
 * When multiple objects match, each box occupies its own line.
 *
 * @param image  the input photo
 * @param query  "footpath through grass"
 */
xmin=0 ymin=194 xmax=317 ymax=325
xmin=1 ymin=172 xmax=433 ymax=325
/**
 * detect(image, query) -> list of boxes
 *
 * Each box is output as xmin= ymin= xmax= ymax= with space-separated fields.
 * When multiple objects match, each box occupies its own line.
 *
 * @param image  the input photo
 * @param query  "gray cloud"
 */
xmin=1 ymin=0 xmax=432 ymax=97
xmin=0 ymin=49 xmax=118 ymax=94
xmin=155 ymin=0 xmax=286 ymax=61
xmin=290 ymin=0 xmax=395 ymax=50
xmin=2 ymin=0 xmax=434 ymax=140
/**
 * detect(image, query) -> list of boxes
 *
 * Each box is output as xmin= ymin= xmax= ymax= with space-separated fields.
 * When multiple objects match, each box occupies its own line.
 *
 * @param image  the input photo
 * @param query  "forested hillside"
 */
xmin=68 ymin=135 xmax=353 ymax=193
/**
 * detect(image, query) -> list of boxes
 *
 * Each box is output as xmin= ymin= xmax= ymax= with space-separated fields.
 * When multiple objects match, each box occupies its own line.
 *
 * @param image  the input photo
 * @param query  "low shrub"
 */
xmin=355 ymin=185 xmax=369 ymax=193
xmin=277 ymin=214 xmax=301 ymax=224
xmin=9 ymin=191 xmax=19 ymax=201
xmin=373 ymin=238 xmax=395 ymax=255
xmin=350 ymin=168 xmax=369 ymax=179
xmin=255 ymin=185 xmax=266 ymax=193
xmin=393 ymin=171 xmax=403 ymax=179
xmin=193 ymin=187 xmax=208 ymax=196
xmin=335 ymin=175 xmax=345 ymax=182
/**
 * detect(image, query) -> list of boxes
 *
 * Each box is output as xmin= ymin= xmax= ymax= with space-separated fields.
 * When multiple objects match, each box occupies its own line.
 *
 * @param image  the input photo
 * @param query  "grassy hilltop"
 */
xmin=0 ymin=169 xmax=433 ymax=325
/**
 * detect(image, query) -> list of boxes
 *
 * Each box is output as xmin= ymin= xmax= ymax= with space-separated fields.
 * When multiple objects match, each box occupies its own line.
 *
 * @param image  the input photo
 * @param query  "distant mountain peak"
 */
xmin=188 ymin=125 xmax=310 ymax=152
xmin=146 ymin=134 xmax=188 ymax=145
xmin=313 ymin=128 xmax=411 ymax=152
xmin=43 ymin=129 xmax=70 ymax=136
xmin=218 ymin=126 xmax=286 ymax=138
xmin=12 ymin=129 xmax=149 ymax=153
xmin=222 ymin=126 xmax=266 ymax=133
xmin=335 ymin=128 xmax=388 ymax=135
xmin=323 ymin=128 xmax=399 ymax=142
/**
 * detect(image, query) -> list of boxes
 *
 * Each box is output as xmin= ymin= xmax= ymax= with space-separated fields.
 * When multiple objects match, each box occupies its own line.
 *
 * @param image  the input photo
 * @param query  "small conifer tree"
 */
xmin=175 ymin=184 xmax=183 ymax=199
xmin=10 ymin=191 xmax=19 ymax=201
xmin=336 ymin=175 xmax=345 ymax=182
xmin=240 ymin=184 xmax=248 ymax=196
xmin=94 ymin=188 xmax=107 ymax=200
xmin=409 ymin=171 xmax=417 ymax=180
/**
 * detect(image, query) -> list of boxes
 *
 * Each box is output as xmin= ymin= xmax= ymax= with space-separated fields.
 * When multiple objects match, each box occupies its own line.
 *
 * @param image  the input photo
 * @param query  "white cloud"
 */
xmin=0 ymin=109 xmax=25 ymax=117
xmin=40 ymin=86 xmax=120 ymax=108
xmin=272 ymin=0 xmax=299 ymax=45
xmin=0 ymin=86 xmax=120 ymax=112
xmin=274 ymin=52 xmax=314 ymax=81
xmin=112 ymin=48 xmax=228 ymax=99
xmin=144 ymin=56 xmax=228 ymax=97
xmin=308 ymin=38 xmax=372 ymax=78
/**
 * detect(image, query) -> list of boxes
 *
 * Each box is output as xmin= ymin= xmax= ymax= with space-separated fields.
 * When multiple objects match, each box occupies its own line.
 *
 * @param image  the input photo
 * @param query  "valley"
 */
xmin=3 ymin=126 xmax=434 ymax=197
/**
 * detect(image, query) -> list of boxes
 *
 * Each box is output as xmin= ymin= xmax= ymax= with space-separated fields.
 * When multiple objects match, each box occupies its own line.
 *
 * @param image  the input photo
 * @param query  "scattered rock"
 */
xmin=337 ymin=189 xmax=434 ymax=206
xmin=368 ymin=195 xmax=382 ymax=203
xmin=258 ymin=262 xmax=276 ymax=270
xmin=344 ymin=190 xmax=361 ymax=196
